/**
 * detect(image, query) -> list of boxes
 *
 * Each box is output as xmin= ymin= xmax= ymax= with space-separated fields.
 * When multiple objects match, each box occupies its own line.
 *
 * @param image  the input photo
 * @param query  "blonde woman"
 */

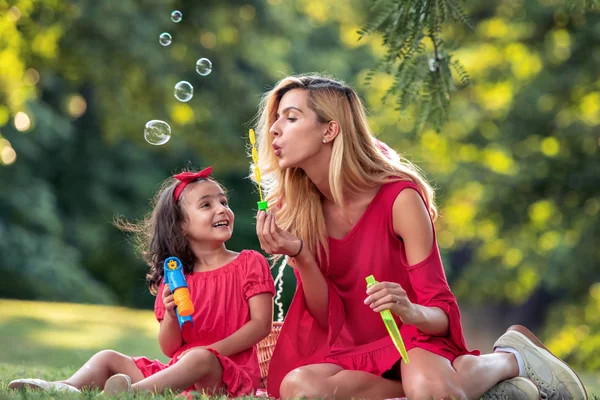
xmin=253 ymin=74 xmax=587 ymax=400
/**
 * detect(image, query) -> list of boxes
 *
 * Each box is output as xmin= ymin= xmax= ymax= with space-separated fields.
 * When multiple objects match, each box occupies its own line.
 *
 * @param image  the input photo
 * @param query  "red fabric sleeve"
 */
xmin=406 ymin=238 xmax=477 ymax=356
xmin=243 ymin=251 xmax=276 ymax=299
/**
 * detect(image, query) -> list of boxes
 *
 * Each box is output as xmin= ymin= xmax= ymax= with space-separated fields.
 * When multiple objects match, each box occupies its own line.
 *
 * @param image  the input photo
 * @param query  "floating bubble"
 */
xmin=171 ymin=10 xmax=182 ymax=23
xmin=174 ymin=81 xmax=193 ymax=102
xmin=196 ymin=58 xmax=212 ymax=76
xmin=144 ymin=120 xmax=171 ymax=145
xmin=159 ymin=32 xmax=172 ymax=46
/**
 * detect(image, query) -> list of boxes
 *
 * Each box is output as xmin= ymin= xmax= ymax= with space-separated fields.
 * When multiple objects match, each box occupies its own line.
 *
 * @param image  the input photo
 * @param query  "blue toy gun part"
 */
xmin=163 ymin=256 xmax=194 ymax=329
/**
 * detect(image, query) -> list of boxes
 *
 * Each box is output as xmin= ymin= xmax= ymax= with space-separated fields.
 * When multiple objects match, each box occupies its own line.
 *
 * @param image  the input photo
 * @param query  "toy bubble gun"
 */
xmin=164 ymin=256 xmax=194 ymax=329
xmin=248 ymin=129 xmax=268 ymax=211
xmin=366 ymin=275 xmax=410 ymax=364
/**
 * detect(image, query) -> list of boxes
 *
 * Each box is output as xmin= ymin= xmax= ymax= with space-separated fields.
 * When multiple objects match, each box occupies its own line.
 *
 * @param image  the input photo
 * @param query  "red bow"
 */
xmin=173 ymin=166 xmax=213 ymax=201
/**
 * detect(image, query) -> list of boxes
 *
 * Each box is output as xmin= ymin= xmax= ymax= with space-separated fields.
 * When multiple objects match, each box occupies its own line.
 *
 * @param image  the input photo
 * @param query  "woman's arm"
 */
xmin=392 ymin=189 xmax=449 ymax=336
xmin=289 ymin=245 xmax=329 ymax=327
xmin=256 ymin=210 xmax=329 ymax=327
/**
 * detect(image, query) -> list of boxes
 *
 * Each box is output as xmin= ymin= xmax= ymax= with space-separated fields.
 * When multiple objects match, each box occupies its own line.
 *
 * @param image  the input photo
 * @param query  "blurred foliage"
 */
xmin=359 ymin=0 xmax=599 ymax=130
xmin=0 ymin=0 xmax=599 ymax=370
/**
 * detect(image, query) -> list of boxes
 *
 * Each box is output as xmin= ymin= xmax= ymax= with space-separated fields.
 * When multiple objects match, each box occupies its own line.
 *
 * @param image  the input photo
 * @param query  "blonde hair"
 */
xmin=251 ymin=73 xmax=437 ymax=263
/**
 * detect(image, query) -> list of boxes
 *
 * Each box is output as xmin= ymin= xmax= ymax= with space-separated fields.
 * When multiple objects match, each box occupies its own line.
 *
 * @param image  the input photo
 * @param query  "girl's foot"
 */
xmin=103 ymin=373 xmax=132 ymax=395
xmin=8 ymin=378 xmax=80 ymax=393
xmin=481 ymin=377 xmax=540 ymax=399
xmin=494 ymin=325 xmax=587 ymax=400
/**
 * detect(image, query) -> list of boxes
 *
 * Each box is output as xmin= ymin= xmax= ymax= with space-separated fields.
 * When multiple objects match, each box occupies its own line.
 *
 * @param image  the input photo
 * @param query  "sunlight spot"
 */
xmin=14 ymin=112 xmax=31 ymax=132
xmin=24 ymin=68 xmax=40 ymax=86
xmin=1 ymin=146 xmax=16 ymax=165
xmin=540 ymin=137 xmax=560 ymax=156
xmin=67 ymin=95 xmax=87 ymax=118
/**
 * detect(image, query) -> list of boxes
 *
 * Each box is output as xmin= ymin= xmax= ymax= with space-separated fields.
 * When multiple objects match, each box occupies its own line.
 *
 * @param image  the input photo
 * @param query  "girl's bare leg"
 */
xmin=61 ymin=349 xmax=145 ymax=389
xmin=280 ymin=363 xmax=405 ymax=400
xmin=132 ymin=349 xmax=224 ymax=394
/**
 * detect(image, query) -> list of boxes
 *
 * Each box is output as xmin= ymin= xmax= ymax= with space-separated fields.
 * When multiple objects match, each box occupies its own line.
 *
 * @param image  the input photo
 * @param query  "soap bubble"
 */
xmin=171 ymin=10 xmax=182 ymax=23
xmin=174 ymin=81 xmax=193 ymax=102
xmin=144 ymin=120 xmax=171 ymax=145
xmin=196 ymin=58 xmax=212 ymax=76
xmin=159 ymin=32 xmax=172 ymax=46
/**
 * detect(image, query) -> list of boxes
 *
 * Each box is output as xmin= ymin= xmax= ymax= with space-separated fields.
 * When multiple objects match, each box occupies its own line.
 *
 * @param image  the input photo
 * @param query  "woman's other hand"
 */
xmin=365 ymin=281 xmax=419 ymax=325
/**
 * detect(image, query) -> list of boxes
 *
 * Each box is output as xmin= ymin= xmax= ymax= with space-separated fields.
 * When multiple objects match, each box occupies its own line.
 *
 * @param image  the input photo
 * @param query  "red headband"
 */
xmin=173 ymin=166 xmax=213 ymax=201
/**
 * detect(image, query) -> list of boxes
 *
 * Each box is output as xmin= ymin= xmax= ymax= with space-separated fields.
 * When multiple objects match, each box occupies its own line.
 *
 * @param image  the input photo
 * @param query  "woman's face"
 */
xmin=269 ymin=89 xmax=329 ymax=169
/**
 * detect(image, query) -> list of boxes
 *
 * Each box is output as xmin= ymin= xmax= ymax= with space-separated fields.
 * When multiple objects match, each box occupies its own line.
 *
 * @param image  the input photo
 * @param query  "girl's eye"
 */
xmin=221 ymin=201 xmax=229 ymax=207
xmin=287 ymin=117 xmax=297 ymax=122
xmin=200 ymin=203 xmax=209 ymax=208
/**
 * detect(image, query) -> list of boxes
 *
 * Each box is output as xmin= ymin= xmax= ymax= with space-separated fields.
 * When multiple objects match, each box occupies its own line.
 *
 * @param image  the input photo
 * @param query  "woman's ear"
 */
xmin=323 ymin=120 xmax=340 ymax=143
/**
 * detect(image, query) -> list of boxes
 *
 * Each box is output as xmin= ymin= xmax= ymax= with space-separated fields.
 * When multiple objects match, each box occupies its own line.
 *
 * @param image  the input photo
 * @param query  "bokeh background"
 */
xmin=0 ymin=0 xmax=598 ymax=386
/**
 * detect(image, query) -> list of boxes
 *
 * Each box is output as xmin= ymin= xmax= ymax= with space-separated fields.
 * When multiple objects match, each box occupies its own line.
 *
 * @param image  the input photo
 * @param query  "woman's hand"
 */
xmin=162 ymin=284 xmax=177 ymax=317
xmin=364 ymin=281 xmax=419 ymax=325
xmin=256 ymin=210 xmax=302 ymax=257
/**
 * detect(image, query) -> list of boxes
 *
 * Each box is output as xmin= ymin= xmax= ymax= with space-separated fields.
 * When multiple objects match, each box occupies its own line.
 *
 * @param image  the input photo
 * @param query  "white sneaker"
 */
xmin=102 ymin=373 xmax=132 ymax=395
xmin=481 ymin=377 xmax=540 ymax=400
xmin=494 ymin=325 xmax=588 ymax=400
xmin=8 ymin=378 xmax=80 ymax=393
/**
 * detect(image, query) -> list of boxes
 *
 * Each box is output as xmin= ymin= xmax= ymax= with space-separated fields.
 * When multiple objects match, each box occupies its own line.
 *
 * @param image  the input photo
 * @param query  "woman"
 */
xmin=253 ymin=74 xmax=587 ymax=400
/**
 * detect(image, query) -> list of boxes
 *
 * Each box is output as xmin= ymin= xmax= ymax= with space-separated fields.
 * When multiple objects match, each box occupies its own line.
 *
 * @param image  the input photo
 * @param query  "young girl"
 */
xmin=252 ymin=74 xmax=587 ymax=400
xmin=9 ymin=166 xmax=275 ymax=396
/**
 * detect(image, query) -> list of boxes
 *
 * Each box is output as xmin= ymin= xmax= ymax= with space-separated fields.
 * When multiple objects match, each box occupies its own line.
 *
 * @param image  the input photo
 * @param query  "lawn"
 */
xmin=0 ymin=299 xmax=598 ymax=399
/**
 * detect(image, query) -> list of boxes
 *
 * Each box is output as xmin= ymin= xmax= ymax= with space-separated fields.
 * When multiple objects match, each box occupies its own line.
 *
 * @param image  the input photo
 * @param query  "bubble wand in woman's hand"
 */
xmin=249 ymin=129 xmax=268 ymax=211
xmin=366 ymin=275 xmax=410 ymax=363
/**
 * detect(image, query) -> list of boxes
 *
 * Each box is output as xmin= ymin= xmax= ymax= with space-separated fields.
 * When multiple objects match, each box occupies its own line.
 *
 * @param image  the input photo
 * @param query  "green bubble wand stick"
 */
xmin=366 ymin=274 xmax=410 ymax=363
xmin=249 ymin=129 xmax=268 ymax=211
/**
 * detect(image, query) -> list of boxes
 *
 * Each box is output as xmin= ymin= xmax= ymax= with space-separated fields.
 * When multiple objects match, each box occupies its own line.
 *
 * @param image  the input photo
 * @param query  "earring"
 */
xmin=322 ymin=139 xmax=327 ymax=143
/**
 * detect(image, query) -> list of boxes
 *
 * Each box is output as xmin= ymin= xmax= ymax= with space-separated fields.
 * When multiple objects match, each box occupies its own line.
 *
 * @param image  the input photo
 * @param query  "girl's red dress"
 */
xmin=132 ymin=250 xmax=275 ymax=396
xmin=267 ymin=180 xmax=479 ymax=397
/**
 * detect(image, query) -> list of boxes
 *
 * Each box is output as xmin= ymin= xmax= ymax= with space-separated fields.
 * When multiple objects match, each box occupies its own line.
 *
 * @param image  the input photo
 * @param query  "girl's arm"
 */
xmin=182 ymin=293 xmax=273 ymax=358
xmin=256 ymin=210 xmax=329 ymax=327
xmin=391 ymin=189 xmax=449 ymax=336
xmin=158 ymin=284 xmax=184 ymax=357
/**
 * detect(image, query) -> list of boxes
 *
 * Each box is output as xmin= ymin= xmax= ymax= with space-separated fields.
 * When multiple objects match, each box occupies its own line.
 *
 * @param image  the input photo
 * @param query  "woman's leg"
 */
xmin=401 ymin=347 xmax=528 ymax=400
xmin=62 ymin=349 xmax=144 ymax=389
xmin=131 ymin=348 xmax=224 ymax=394
xmin=280 ymin=363 xmax=405 ymax=400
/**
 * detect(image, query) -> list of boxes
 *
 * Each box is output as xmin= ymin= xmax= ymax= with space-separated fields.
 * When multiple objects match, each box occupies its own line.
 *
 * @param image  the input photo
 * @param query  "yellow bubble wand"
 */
xmin=366 ymin=275 xmax=410 ymax=364
xmin=249 ymin=129 xmax=268 ymax=211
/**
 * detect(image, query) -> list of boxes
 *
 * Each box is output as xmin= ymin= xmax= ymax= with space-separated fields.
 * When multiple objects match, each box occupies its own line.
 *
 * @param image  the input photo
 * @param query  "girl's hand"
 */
xmin=177 ymin=346 xmax=208 ymax=360
xmin=364 ymin=282 xmax=419 ymax=325
xmin=162 ymin=284 xmax=176 ymax=317
xmin=256 ymin=210 xmax=302 ymax=257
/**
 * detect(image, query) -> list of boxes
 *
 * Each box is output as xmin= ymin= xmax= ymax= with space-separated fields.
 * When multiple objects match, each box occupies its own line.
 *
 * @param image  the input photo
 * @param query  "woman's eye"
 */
xmin=200 ymin=203 xmax=209 ymax=208
xmin=287 ymin=117 xmax=297 ymax=122
xmin=221 ymin=201 xmax=229 ymax=207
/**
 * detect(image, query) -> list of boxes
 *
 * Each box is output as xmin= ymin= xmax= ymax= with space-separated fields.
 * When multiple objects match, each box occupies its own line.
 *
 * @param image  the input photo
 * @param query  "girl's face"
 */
xmin=179 ymin=180 xmax=234 ymax=245
xmin=269 ymin=89 xmax=329 ymax=169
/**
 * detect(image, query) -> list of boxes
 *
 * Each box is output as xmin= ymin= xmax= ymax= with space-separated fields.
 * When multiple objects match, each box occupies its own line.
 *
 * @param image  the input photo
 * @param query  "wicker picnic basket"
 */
xmin=257 ymin=321 xmax=283 ymax=388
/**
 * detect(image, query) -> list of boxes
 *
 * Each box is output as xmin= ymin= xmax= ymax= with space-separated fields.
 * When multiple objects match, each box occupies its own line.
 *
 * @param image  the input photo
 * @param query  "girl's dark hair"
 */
xmin=115 ymin=174 xmax=223 ymax=295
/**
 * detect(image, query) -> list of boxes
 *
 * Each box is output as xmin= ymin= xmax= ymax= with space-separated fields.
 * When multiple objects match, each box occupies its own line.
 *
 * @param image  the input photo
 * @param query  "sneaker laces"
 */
xmin=526 ymin=366 xmax=559 ymax=400
xmin=481 ymin=386 xmax=509 ymax=400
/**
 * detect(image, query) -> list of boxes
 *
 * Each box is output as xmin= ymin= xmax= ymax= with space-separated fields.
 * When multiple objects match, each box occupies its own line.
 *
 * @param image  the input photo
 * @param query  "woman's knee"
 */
xmin=403 ymin=375 xmax=466 ymax=400
xmin=280 ymin=368 xmax=327 ymax=399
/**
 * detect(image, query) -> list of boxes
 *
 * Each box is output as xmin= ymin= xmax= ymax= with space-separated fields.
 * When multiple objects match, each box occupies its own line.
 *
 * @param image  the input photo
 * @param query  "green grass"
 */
xmin=0 ymin=299 xmax=598 ymax=399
